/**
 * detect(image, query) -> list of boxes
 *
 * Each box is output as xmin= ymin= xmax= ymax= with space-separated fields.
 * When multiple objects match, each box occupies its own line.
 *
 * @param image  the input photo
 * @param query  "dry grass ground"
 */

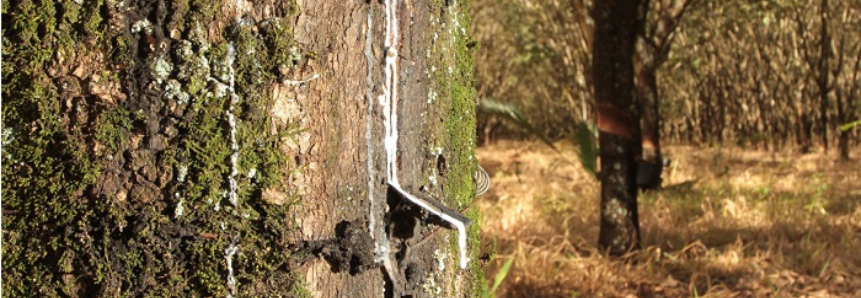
xmin=477 ymin=140 xmax=861 ymax=298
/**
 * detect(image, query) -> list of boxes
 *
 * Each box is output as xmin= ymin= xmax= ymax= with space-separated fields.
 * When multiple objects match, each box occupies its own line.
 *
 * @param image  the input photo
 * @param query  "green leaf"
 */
xmin=840 ymin=120 xmax=861 ymax=132
xmin=477 ymin=98 xmax=558 ymax=151
xmin=573 ymin=122 xmax=599 ymax=179
xmin=490 ymin=257 xmax=515 ymax=298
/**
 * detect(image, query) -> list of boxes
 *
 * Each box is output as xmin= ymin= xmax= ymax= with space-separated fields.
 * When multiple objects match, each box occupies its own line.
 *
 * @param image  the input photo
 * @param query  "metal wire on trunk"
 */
xmin=475 ymin=165 xmax=490 ymax=196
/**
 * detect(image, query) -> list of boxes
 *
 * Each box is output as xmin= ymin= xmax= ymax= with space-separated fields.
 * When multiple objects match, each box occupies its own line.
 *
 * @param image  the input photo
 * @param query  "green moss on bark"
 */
xmin=162 ymin=5 xmax=308 ymax=297
xmin=2 ymin=0 xmax=112 ymax=295
xmin=2 ymin=0 xmax=309 ymax=296
xmin=96 ymin=107 xmax=133 ymax=152
xmin=430 ymin=0 xmax=478 ymax=209
xmin=171 ymin=18 xmax=308 ymax=296
xmin=428 ymin=0 xmax=485 ymax=297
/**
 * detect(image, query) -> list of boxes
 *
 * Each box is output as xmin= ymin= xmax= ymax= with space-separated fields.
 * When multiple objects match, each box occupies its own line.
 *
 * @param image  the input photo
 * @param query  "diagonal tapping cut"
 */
xmin=387 ymin=183 xmax=472 ymax=269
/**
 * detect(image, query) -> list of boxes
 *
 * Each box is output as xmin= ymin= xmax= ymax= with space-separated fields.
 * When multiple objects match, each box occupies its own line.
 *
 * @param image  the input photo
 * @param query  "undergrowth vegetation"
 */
xmin=478 ymin=141 xmax=860 ymax=298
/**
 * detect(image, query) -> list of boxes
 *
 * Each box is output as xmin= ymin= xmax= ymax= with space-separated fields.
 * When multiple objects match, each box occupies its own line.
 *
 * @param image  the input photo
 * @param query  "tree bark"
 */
xmin=818 ymin=0 xmax=831 ymax=153
xmin=632 ymin=0 xmax=690 ymax=189
xmin=592 ymin=0 xmax=643 ymax=255
xmin=634 ymin=64 xmax=663 ymax=188
xmin=840 ymin=45 xmax=861 ymax=160
xmin=633 ymin=0 xmax=662 ymax=189
xmin=2 ymin=0 xmax=481 ymax=297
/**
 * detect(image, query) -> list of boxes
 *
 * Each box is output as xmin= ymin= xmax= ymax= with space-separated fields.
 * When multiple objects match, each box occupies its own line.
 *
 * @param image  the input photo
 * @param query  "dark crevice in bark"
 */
xmin=384 ymin=272 xmax=396 ymax=298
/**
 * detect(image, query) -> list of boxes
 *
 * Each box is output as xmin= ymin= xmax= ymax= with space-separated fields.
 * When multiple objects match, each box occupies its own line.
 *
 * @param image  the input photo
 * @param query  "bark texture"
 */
xmin=592 ymin=0 xmax=643 ymax=255
xmin=633 ymin=0 xmax=690 ymax=189
xmin=2 ymin=0 xmax=481 ymax=297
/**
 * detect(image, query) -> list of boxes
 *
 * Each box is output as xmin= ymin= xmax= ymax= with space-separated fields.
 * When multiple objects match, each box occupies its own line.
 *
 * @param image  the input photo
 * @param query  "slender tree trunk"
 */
xmin=800 ymin=112 xmax=814 ymax=154
xmin=633 ymin=0 xmax=662 ymax=189
xmin=2 ymin=0 xmax=481 ymax=297
xmin=798 ymin=83 xmax=813 ymax=153
xmin=818 ymin=0 xmax=831 ymax=153
xmin=631 ymin=0 xmax=689 ymax=188
xmin=592 ymin=0 xmax=643 ymax=255
xmin=842 ymin=48 xmax=861 ymax=160
xmin=636 ymin=83 xmax=660 ymax=145
xmin=634 ymin=62 xmax=662 ymax=187
xmin=836 ymin=88 xmax=849 ymax=160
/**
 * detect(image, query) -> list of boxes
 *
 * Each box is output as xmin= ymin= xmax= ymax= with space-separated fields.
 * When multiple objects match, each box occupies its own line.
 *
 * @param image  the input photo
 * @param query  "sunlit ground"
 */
xmin=477 ymin=140 xmax=861 ymax=298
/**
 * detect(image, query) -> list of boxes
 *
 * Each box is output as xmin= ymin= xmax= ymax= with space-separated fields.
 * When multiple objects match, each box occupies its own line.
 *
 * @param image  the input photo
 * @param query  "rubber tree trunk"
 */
xmin=836 ymin=89 xmax=850 ymax=160
xmin=840 ymin=51 xmax=861 ymax=160
xmin=634 ymin=58 xmax=663 ymax=188
xmin=591 ymin=0 xmax=643 ymax=255
xmin=632 ymin=0 xmax=661 ymax=190
xmin=632 ymin=0 xmax=690 ymax=189
xmin=2 ymin=0 xmax=482 ymax=297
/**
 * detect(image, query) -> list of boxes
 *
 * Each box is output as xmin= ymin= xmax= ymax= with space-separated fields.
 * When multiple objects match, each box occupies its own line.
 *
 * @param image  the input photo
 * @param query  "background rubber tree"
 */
xmin=1 ymin=0 xmax=483 ymax=297
xmin=633 ymin=0 xmax=693 ymax=188
xmin=591 ymin=0 xmax=644 ymax=255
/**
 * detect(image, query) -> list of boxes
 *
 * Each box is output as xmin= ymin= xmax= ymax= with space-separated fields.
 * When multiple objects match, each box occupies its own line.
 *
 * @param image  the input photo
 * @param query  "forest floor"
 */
xmin=476 ymin=140 xmax=861 ymax=298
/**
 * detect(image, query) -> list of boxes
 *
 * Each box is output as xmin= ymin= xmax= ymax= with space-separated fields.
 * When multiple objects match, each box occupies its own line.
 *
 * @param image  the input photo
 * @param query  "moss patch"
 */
xmin=171 ymin=17 xmax=308 ymax=296
xmin=428 ymin=0 xmax=485 ymax=297
xmin=96 ymin=107 xmax=133 ymax=152
xmin=1 ymin=0 xmax=124 ymax=296
xmin=2 ymin=0 xmax=309 ymax=296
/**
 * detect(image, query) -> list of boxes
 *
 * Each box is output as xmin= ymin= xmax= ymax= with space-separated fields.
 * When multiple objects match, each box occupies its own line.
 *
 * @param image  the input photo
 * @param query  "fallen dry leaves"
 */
xmin=478 ymin=140 xmax=861 ymax=298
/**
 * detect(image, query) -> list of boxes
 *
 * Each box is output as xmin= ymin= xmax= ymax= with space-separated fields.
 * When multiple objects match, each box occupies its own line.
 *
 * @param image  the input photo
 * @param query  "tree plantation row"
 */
xmin=475 ymin=0 xmax=860 ymax=159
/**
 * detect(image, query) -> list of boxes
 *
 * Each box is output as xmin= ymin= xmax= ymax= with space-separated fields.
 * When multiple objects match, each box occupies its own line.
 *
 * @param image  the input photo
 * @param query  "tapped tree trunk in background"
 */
xmin=632 ymin=0 xmax=691 ymax=189
xmin=592 ymin=0 xmax=643 ymax=255
xmin=634 ymin=0 xmax=662 ymax=190
xmin=634 ymin=59 xmax=661 ymax=160
xmin=2 ymin=0 xmax=481 ymax=297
